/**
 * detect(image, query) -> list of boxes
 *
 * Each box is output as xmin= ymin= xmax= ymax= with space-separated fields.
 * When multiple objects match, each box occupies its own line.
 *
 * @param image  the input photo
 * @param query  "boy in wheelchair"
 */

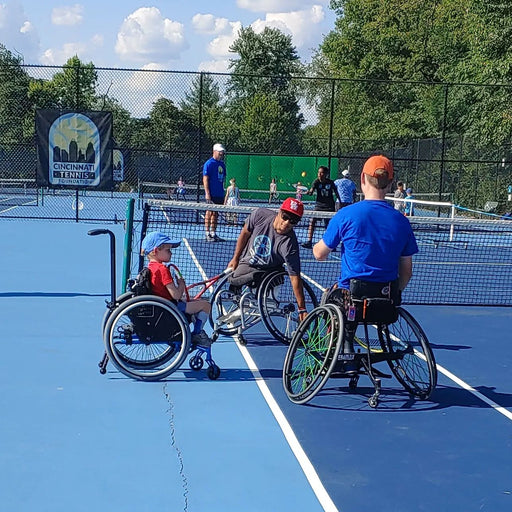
xmin=142 ymin=231 xmax=214 ymax=347
xmin=313 ymin=154 xmax=418 ymax=370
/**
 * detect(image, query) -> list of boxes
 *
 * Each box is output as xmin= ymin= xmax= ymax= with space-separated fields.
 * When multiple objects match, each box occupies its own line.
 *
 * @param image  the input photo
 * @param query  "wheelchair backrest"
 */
xmin=129 ymin=267 xmax=153 ymax=296
xmin=349 ymin=279 xmax=399 ymax=324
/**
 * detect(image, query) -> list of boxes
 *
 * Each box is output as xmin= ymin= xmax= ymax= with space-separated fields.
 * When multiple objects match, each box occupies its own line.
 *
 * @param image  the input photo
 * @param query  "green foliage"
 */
xmin=0 ymin=45 xmax=32 ymax=145
xmin=29 ymin=56 xmax=98 ymax=110
xmin=227 ymin=26 xmax=304 ymax=153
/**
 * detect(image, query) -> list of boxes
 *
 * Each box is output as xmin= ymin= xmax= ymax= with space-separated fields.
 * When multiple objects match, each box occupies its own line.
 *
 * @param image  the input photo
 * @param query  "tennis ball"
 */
xmin=301 ymin=171 xmax=307 ymax=177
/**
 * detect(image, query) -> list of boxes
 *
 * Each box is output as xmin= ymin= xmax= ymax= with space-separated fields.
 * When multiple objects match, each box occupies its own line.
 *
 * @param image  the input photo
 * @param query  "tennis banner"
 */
xmin=36 ymin=109 xmax=113 ymax=190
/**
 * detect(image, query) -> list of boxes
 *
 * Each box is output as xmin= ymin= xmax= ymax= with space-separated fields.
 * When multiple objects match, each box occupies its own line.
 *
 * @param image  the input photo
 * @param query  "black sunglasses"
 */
xmin=280 ymin=211 xmax=300 ymax=225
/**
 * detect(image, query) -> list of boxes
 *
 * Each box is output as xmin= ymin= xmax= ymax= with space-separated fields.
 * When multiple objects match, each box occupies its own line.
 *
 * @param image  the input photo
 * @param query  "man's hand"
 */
xmin=227 ymin=257 xmax=239 ymax=270
xmin=298 ymin=310 xmax=308 ymax=323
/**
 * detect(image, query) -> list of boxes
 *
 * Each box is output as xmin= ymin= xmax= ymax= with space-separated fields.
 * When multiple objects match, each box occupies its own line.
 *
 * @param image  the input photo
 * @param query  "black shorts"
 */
xmin=209 ymin=196 xmax=224 ymax=205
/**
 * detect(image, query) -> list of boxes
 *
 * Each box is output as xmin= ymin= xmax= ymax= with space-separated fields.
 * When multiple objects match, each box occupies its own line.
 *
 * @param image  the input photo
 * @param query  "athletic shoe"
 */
xmin=191 ymin=330 xmax=213 ymax=347
xmin=301 ymin=241 xmax=312 ymax=249
xmin=212 ymin=234 xmax=225 ymax=242
xmin=205 ymin=233 xmax=214 ymax=242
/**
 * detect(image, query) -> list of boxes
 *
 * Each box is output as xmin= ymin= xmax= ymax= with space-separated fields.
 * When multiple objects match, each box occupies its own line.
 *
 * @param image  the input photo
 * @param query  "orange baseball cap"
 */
xmin=280 ymin=197 xmax=304 ymax=217
xmin=363 ymin=155 xmax=394 ymax=179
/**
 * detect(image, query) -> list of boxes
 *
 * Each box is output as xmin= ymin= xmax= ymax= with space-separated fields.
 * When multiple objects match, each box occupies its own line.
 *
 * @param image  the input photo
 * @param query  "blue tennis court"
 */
xmin=1 ymin=213 xmax=511 ymax=511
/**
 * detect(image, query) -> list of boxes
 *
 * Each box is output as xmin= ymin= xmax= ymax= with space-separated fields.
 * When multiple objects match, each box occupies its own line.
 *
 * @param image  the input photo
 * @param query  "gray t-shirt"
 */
xmin=240 ymin=208 xmax=301 ymax=276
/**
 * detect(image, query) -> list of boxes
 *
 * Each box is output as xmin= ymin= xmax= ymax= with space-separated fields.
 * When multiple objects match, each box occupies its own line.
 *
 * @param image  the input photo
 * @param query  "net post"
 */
xmin=121 ymin=198 xmax=135 ymax=293
xmin=449 ymin=204 xmax=455 ymax=241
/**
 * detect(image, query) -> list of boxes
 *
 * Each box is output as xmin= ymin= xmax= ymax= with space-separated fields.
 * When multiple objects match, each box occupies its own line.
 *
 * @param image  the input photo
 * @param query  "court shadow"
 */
xmin=0 ymin=291 xmax=109 ymax=298
xmin=429 ymin=342 xmax=471 ymax=351
xmin=303 ymin=383 xmax=512 ymax=412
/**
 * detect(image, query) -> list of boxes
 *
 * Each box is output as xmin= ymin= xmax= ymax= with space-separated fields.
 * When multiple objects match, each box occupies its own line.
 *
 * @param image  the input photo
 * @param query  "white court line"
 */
xmin=186 ymin=248 xmax=338 ymax=511
xmin=388 ymin=332 xmax=512 ymax=422
xmin=435 ymin=363 xmax=512 ymax=421
xmin=0 ymin=199 xmax=37 ymax=213
xmin=236 ymin=344 xmax=338 ymax=512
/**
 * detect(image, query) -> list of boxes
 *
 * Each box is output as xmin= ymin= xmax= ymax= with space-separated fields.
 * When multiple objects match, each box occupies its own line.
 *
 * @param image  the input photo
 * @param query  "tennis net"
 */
xmin=131 ymin=199 xmax=512 ymax=306
xmin=0 ymin=179 xmax=39 ymax=207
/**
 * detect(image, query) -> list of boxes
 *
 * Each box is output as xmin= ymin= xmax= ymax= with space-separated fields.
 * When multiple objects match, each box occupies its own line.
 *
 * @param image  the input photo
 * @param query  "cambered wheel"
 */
xmin=383 ymin=307 xmax=437 ymax=399
xmin=258 ymin=270 xmax=319 ymax=345
xmin=283 ymin=304 xmax=343 ymax=405
xmin=104 ymin=295 xmax=191 ymax=381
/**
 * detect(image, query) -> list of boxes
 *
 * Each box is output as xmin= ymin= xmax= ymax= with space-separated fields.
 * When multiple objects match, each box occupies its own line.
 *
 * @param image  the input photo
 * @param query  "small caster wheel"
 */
xmin=236 ymin=334 xmax=247 ymax=346
xmin=349 ymin=375 xmax=359 ymax=391
xmin=189 ymin=355 xmax=204 ymax=371
xmin=368 ymin=396 xmax=379 ymax=408
xmin=99 ymin=367 xmax=107 ymax=375
xmin=207 ymin=365 xmax=221 ymax=380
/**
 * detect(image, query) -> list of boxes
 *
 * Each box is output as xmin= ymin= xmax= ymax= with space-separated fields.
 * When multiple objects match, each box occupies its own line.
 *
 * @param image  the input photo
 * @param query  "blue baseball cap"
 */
xmin=141 ymin=231 xmax=181 ymax=254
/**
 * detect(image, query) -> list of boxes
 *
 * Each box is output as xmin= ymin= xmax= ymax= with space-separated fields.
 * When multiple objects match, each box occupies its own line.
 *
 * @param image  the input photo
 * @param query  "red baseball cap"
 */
xmin=363 ymin=155 xmax=394 ymax=179
xmin=280 ymin=197 xmax=304 ymax=217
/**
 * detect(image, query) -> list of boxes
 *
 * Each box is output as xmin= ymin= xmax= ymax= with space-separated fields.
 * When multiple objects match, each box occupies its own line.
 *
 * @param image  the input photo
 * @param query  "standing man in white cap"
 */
xmin=203 ymin=143 xmax=227 ymax=241
xmin=334 ymin=168 xmax=357 ymax=211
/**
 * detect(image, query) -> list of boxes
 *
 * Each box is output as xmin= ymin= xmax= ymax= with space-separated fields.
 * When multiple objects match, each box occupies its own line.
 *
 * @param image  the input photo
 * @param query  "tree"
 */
xmin=227 ymin=26 xmax=304 ymax=153
xmin=28 ymin=56 xmax=98 ymax=110
xmin=0 ymin=45 xmax=32 ymax=145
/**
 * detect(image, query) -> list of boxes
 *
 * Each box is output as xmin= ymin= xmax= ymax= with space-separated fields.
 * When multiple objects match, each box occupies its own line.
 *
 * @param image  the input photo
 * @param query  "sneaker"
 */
xmin=301 ymin=241 xmax=312 ymax=249
xmin=212 ymin=234 xmax=225 ymax=242
xmin=205 ymin=233 xmax=214 ymax=242
xmin=191 ymin=330 xmax=213 ymax=347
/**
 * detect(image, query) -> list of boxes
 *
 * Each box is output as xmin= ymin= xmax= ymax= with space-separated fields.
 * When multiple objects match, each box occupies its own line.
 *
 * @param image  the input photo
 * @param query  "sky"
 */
xmin=0 ymin=1 xmax=338 ymax=72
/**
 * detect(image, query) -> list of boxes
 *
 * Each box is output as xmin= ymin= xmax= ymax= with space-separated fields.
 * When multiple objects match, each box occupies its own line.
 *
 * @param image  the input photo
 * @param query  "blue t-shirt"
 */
xmin=322 ymin=200 xmax=419 ymax=288
xmin=334 ymin=178 xmax=357 ymax=204
xmin=203 ymin=157 xmax=226 ymax=198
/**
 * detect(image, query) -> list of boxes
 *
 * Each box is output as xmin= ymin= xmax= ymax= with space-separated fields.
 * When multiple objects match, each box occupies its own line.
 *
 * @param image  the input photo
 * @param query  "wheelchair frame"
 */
xmin=282 ymin=301 xmax=437 ymax=408
xmin=89 ymin=229 xmax=228 ymax=381
xmin=209 ymin=268 xmax=319 ymax=345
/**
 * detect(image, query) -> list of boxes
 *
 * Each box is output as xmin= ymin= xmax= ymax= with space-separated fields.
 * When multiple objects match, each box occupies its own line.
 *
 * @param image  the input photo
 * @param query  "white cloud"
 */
xmin=252 ymin=5 xmax=325 ymax=47
xmin=198 ymin=59 xmax=230 ymax=73
xmin=0 ymin=3 xmax=39 ymax=62
xmin=207 ymin=21 xmax=242 ymax=58
xmin=39 ymin=36 xmax=103 ymax=65
xmin=192 ymin=14 xmax=230 ymax=35
xmin=115 ymin=7 xmax=189 ymax=65
xmin=236 ymin=0 xmax=328 ymax=13
xmin=51 ymin=4 xmax=84 ymax=26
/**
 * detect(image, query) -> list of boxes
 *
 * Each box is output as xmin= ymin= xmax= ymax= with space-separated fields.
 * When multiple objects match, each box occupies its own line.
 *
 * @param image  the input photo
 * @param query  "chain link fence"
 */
xmin=1 ymin=63 xmax=512 ymax=222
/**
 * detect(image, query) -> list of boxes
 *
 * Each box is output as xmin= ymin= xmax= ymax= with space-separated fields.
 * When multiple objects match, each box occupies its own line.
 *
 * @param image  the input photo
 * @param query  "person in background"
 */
xmin=301 ymin=166 xmax=341 ymax=249
xmin=203 ymin=143 xmax=226 ymax=242
xmin=224 ymin=177 xmax=241 ymax=224
xmin=394 ymin=181 xmax=405 ymax=213
xmin=175 ymin=176 xmax=186 ymax=200
xmin=404 ymin=187 xmax=415 ymax=217
xmin=334 ymin=169 xmax=357 ymax=210
xmin=269 ymin=177 xmax=278 ymax=203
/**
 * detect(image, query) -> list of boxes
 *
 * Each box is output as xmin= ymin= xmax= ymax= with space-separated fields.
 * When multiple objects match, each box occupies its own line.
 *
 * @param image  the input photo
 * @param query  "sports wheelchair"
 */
xmin=89 ymin=229 xmax=223 ymax=381
xmin=282 ymin=282 xmax=437 ymax=408
xmin=209 ymin=268 xmax=318 ymax=345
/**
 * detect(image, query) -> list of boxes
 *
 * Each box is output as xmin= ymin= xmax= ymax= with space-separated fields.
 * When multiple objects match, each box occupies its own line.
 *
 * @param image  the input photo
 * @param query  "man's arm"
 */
xmin=333 ymin=181 xmax=342 ymax=203
xmin=313 ymin=239 xmax=331 ymax=261
xmin=289 ymin=274 xmax=307 ymax=321
xmin=398 ymin=255 xmax=413 ymax=291
xmin=202 ymin=173 xmax=211 ymax=201
xmin=227 ymin=224 xmax=251 ymax=270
